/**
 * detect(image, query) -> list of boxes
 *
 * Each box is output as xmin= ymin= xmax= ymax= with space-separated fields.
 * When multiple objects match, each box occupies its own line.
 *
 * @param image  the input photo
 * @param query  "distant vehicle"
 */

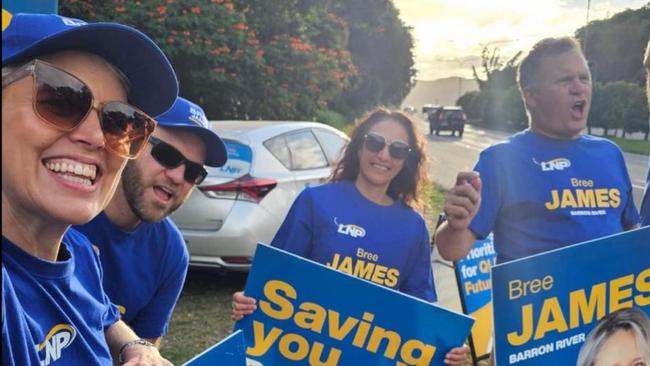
xmin=428 ymin=106 xmax=467 ymax=137
xmin=170 ymin=121 xmax=349 ymax=272
xmin=421 ymin=104 xmax=441 ymax=115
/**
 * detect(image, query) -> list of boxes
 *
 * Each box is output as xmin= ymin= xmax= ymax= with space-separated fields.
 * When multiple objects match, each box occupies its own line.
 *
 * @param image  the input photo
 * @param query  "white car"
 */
xmin=170 ymin=121 xmax=349 ymax=272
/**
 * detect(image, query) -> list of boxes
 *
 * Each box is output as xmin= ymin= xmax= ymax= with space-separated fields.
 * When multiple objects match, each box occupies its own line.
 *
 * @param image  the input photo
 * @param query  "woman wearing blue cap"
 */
xmin=2 ymin=13 xmax=177 ymax=365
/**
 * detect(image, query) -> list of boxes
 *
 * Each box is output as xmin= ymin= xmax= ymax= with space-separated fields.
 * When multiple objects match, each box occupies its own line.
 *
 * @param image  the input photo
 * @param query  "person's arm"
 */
xmin=434 ymin=172 xmax=481 ymax=261
xmin=128 ymin=227 xmax=189 ymax=346
xmin=105 ymin=320 xmax=172 ymax=365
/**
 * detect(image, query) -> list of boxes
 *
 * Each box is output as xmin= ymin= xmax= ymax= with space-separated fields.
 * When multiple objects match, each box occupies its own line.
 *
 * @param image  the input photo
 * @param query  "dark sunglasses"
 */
xmin=363 ymin=132 xmax=412 ymax=160
xmin=2 ymin=59 xmax=156 ymax=159
xmin=148 ymin=136 xmax=208 ymax=185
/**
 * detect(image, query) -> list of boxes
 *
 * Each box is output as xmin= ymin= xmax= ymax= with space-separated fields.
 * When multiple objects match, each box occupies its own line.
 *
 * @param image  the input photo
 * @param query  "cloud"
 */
xmin=393 ymin=0 xmax=647 ymax=80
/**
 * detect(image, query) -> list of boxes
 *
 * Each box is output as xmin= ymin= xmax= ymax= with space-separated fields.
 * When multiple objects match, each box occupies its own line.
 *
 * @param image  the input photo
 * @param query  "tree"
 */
xmin=330 ymin=0 xmax=416 ymax=118
xmin=577 ymin=5 xmax=650 ymax=85
xmin=588 ymin=81 xmax=649 ymax=140
xmin=60 ymin=0 xmax=357 ymax=120
xmin=469 ymin=46 xmax=523 ymax=130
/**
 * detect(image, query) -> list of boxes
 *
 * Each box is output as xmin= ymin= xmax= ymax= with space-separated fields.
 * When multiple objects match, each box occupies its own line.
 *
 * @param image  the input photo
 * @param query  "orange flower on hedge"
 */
xmin=256 ymin=50 xmax=264 ymax=60
xmin=233 ymin=22 xmax=247 ymax=31
xmin=115 ymin=5 xmax=126 ymax=13
xmin=191 ymin=6 xmax=201 ymax=14
xmin=157 ymin=5 xmax=167 ymax=15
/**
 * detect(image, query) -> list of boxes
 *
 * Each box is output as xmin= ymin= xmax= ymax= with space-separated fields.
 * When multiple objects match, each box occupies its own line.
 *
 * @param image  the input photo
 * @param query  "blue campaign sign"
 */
xmin=492 ymin=227 xmax=650 ymax=365
xmin=235 ymin=244 xmax=474 ymax=366
xmin=3 ymin=0 xmax=58 ymax=31
xmin=183 ymin=330 xmax=247 ymax=366
xmin=454 ymin=234 xmax=496 ymax=362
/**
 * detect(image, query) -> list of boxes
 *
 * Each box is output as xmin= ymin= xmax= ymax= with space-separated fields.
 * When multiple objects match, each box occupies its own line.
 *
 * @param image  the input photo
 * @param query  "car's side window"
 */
xmin=263 ymin=135 xmax=292 ymax=169
xmin=313 ymin=128 xmax=346 ymax=165
xmin=285 ymin=130 xmax=328 ymax=170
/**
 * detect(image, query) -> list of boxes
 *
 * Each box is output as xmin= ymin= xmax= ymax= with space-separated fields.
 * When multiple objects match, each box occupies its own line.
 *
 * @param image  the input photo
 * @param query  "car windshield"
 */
xmin=205 ymin=140 xmax=252 ymax=179
xmin=443 ymin=110 xmax=463 ymax=118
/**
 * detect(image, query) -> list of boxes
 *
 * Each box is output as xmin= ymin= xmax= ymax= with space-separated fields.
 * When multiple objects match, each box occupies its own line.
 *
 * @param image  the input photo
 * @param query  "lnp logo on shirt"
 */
xmin=533 ymin=157 xmax=571 ymax=171
xmin=37 ymin=324 xmax=76 ymax=365
xmin=334 ymin=217 xmax=366 ymax=238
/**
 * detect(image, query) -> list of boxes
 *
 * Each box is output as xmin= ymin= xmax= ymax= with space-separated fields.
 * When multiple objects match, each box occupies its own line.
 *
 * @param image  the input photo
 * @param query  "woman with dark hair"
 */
xmin=233 ymin=107 xmax=469 ymax=365
xmin=576 ymin=307 xmax=650 ymax=366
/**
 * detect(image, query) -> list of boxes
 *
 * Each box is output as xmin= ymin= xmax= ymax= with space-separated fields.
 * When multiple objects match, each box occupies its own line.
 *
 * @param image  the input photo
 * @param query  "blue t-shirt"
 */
xmin=271 ymin=180 xmax=436 ymax=302
xmin=74 ymin=213 xmax=189 ymax=338
xmin=640 ymin=157 xmax=650 ymax=227
xmin=470 ymin=130 xmax=640 ymax=263
xmin=2 ymin=230 xmax=119 ymax=366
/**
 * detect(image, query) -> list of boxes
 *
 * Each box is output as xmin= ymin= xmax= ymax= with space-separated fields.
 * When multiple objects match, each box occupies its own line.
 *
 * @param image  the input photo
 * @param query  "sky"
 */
xmin=392 ymin=0 xmax=648 ymax=81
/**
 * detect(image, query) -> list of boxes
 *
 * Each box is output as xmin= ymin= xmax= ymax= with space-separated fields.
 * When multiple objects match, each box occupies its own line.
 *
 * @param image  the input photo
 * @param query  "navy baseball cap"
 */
xmin=2 ymin=13 xmax=178 ymax=117
xmin=156 ymin=97 xmax=227 ymax=167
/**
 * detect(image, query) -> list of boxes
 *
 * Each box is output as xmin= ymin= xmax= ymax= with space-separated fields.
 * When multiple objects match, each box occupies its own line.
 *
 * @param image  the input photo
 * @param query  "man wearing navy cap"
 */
xmin=75 ymin=96 xmax=227 ymax=347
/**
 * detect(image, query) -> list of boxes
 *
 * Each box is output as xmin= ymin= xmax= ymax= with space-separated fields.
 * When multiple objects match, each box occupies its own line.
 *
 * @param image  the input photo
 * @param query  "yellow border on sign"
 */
xmin=2 ymin=8 xmax=13 ymax=31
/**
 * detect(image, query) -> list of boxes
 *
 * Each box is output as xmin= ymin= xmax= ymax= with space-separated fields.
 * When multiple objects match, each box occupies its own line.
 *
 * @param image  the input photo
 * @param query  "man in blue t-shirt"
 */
xmin=435 ymin=36 xmax=640 ymax=264
xmin=640 ymin=39 xmax=650 ymax=227
xmin=75 ymin=97 xmax=227 ymax=346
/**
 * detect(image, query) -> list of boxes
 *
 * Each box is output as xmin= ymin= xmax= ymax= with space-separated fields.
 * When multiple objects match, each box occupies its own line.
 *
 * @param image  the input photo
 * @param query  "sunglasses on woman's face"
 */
xmin=363 ymin=132 xmax=412 ymax=160
xmin=148 ymin=136 xmax=208 ymax=185
xmin=1 ymin=59 xmax=156 ymax=159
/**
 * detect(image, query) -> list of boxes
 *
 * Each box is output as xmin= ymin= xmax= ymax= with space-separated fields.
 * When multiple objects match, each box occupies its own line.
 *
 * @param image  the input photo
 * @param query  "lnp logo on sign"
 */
xmin=334 ymin=217 xmax=366 ymax=238
xmin=534 ymin=158 xmax=571 ymax=172
xmin=37 ymin=324 xmax=76 ymax=366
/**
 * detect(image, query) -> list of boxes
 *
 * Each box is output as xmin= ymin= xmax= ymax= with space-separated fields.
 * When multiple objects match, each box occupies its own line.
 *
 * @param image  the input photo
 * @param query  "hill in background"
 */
xmin=401 ymin=77 xmax=478 ymax=110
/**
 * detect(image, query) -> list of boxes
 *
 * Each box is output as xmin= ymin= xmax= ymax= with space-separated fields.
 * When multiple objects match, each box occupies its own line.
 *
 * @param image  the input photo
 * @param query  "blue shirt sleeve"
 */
xmin=399 ymin=220 xmax=436 ymax=302
xmin=271 ymin=188 xmax=314 ymax=257
xmin=128 ymin=229 xmax=189 ymax=338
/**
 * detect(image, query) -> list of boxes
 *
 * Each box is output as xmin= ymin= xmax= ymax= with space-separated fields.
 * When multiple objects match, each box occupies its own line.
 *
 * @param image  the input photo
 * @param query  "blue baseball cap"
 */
xmin=2 ymin=13 xmax=178 ymax=117
xmin=156 ymin=97 xmax=227 ymax=167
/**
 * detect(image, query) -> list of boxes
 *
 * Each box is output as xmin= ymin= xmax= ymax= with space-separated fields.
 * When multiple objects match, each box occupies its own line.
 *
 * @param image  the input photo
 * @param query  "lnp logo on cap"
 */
xmin=188 ymin=107 xmax=208 ymax=128
xmin=61 ymin=16 xmax=87 ymax=27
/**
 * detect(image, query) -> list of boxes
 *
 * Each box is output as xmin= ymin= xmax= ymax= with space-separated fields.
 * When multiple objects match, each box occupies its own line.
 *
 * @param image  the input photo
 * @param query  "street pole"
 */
xmin=583 ymin=0 xmax=591 ymax=54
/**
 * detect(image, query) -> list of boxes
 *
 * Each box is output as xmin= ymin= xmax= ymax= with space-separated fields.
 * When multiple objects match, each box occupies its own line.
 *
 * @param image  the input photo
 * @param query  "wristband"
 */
xmin=118 ymin=338 xmax=155 ymax=364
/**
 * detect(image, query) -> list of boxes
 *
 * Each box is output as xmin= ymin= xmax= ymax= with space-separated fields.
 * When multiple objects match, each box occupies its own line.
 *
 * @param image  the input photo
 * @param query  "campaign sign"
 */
xmin=454 ymin=234 xmax=496 ymax=363
xmin=3 ymin=0 xmax=58 ymax=31
xmin=492 ymin=227 xmax=650 ymax=365
xmin=183 ymin=330 xmax=247 ymax=366
xmin=235 ymin=244 xmax=474 ymax=366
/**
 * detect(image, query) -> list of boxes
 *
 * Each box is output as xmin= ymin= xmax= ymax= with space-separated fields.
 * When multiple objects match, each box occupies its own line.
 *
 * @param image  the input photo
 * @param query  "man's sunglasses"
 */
xmin=363 ymin=132 xmax=412 ymax=160
xmin=2 ymin=59 xmax=156 ymax=159
xmin=148 ymin=136 xmax=208 ymax=185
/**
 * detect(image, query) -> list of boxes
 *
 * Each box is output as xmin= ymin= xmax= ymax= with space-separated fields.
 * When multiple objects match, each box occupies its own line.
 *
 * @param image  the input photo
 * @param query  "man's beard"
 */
xmin=121 ymin=162 xmax=181 ymax=223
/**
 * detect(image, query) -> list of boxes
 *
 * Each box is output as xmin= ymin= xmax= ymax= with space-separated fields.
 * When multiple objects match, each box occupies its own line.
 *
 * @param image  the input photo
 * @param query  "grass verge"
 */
xmin=605 ymin=136 xmax=650 ymax=155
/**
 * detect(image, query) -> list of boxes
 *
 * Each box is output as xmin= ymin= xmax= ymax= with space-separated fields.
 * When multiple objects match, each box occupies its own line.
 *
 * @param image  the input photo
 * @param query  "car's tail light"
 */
xmin=199 ymin=174 xmax=277 ymax=202
xmin=222 ymin=256 xmax=252 ymax=265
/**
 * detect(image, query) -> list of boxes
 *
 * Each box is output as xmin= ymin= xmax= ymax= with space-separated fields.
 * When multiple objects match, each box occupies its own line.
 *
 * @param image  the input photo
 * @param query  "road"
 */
xmin=420 ymin=121 xmax=649 ymax=312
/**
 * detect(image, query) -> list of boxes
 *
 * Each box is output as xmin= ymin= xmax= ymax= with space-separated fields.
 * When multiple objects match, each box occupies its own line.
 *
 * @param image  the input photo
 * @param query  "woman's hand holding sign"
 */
xmin=232 ymin=291 xmax=257 ymax=321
